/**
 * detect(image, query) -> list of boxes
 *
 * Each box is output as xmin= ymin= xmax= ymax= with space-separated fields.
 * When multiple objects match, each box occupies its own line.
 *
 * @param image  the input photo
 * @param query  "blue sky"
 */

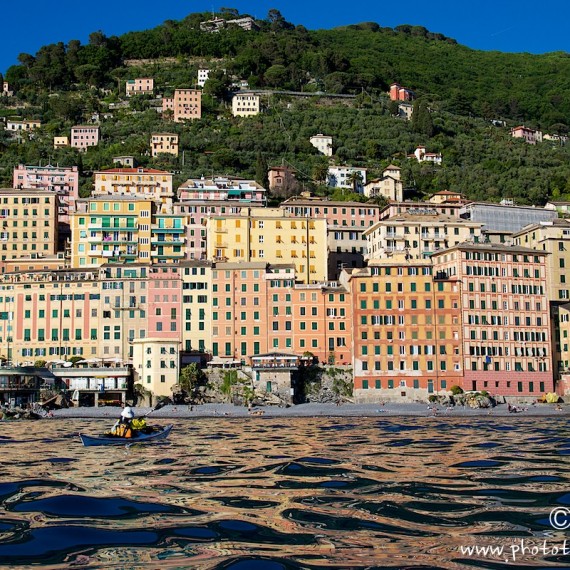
xmin=2 ymin=1 xmax=569 ymax=75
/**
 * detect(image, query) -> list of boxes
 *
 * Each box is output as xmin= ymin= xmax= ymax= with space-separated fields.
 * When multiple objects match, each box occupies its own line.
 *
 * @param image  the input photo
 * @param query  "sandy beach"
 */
xmin=51 ymin=402 xmax=570 ymax=419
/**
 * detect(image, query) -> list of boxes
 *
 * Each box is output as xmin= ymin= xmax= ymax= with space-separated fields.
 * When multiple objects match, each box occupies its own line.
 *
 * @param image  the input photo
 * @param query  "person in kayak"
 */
xmin=111 ymin=404 xmax=135 ymax=437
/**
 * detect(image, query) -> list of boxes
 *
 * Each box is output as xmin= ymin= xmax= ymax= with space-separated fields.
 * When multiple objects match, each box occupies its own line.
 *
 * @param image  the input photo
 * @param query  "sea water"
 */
xmin=0 ymin=416 xmax=569 ymax=569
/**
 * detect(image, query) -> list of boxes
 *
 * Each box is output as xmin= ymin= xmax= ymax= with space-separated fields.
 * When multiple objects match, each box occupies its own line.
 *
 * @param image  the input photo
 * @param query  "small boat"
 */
xmin=79 ymin=424 xmax=173 ymax=447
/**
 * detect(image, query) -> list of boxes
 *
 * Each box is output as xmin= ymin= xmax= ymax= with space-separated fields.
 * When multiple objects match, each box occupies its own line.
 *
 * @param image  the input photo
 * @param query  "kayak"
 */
xmin=79 ymin=424 xmax=173 ymax=447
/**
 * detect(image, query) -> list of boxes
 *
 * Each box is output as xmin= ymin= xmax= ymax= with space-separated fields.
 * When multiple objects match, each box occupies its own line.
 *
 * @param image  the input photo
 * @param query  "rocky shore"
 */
xmin=49 ymin=401 xmax=570 ymax=420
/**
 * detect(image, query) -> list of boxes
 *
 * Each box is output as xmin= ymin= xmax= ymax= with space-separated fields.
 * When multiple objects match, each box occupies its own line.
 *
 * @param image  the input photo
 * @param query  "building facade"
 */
xmin=151 ymin=133 xmax=179 ymax=157
xmin=13 ymin=164 xmax=79 ymax=224
xmin=70 ymin=126 xmax=100 ymax=151
xmin=126 ymin=78 xmax=154 ymax=96
xmin=232 ymin=94 xmax=261 ymax=117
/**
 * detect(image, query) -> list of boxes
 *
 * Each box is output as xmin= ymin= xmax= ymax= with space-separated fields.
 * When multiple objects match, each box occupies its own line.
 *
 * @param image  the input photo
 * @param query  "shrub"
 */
xmin=450 ymin=385 xmax=464 ymax=395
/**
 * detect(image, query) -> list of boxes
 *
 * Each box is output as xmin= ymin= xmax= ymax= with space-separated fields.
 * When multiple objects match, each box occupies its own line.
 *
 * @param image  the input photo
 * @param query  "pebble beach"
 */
xmin=50 ymin=401 xmax=570 ymax=419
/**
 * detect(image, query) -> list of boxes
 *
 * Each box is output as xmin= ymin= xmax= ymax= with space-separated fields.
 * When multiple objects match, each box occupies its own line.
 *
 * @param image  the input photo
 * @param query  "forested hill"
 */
xmin=4 ymin=9 xmax=570 ymax=130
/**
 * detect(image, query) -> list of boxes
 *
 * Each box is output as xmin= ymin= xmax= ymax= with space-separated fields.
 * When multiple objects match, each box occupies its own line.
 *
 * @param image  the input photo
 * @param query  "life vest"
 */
xmin=113 ymin=424 xmax=133 ymax=438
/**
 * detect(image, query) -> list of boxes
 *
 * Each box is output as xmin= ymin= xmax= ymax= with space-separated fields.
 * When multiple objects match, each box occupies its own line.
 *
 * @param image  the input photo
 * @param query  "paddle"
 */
xmin=143 ymin=398 xmax=171 ymax=418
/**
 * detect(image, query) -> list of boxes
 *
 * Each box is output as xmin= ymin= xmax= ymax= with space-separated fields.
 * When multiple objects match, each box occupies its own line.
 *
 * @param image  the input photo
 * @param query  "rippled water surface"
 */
xmin=1 ymin=416 xmax=570 ymax=569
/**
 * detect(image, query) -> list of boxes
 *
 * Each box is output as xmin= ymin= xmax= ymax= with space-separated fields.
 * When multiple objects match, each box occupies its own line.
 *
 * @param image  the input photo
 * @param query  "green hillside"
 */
xmin=0 ymin=9 xmax=569 ymax=203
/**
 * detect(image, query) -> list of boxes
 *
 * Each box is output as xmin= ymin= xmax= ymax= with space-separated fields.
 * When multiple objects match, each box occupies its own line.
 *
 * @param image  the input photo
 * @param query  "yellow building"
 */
xmin=205 ymin=208 xmax=328 ymax=284
xmin=151 ymin=133 xmax=179 ymax=157
xmin=0 ymin=189 xmax=58 ymax=264
xmin=512 ymin=219 xmax=570 ymax=303
xmin=131 ymin=338 xmax=181 ymax=399
xmin=93 ymin=168 xmax=174 ymax=212
xmin=70 ymin=197 xmax=153 ymax=268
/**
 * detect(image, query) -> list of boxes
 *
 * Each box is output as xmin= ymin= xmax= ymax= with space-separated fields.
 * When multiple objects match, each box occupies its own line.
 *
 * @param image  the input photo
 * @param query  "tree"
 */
xmin=346 ymin=171 xmax=364 ymax=193
xmin=178 ymin=363 xmax=205 ymax=403
xmin=255 ymin=152 xmax=269 ymax=188
xmin=311 ymin=156 xmax=329 ymax=186
xmin=412 ymin=99 xmax=434 ymax=138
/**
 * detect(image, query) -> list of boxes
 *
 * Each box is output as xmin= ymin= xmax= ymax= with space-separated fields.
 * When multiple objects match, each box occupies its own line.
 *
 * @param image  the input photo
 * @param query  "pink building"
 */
xmin=71 ymin=126 xmax=100 ymax=151
xmin=126 ymin=78 xmax=154 ymax=96
xmin=511 ymin=125 xmax=542 ymax=145
xmin=147 ymin=265 xmax=182 ymax=339
xmin=280 ymin=199 xmax=382 ymax=229
xmin=389 ymin=82 xmax=415 ymax=101
xmin=162 ymin=89 xmax=202 ymax=122
xmin=13 ymin=164 xmax=79 ymax=224
xmin=173 ymin=201 xmax=243 ymax=261
xmin=432 ymin=243 xmax=553 ymax=398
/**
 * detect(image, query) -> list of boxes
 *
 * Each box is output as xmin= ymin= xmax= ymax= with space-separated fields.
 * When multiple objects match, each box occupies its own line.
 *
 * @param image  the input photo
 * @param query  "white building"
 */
xmin=327 ymin=166 xmax=367 ymax=192
xmin=232 ymin=94 xmax=260 ymax=117
xmin=310 ymin=134 xmax=333 ymax=156
xmin=411 ymin=146 xmax=442 ymax=164
xmin=197 ymin=69 xmax=210 ymax=87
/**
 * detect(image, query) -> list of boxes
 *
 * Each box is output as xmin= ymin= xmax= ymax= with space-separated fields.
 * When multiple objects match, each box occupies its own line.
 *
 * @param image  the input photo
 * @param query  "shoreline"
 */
xmin=49 ymin=402 xmax=570 ymax=419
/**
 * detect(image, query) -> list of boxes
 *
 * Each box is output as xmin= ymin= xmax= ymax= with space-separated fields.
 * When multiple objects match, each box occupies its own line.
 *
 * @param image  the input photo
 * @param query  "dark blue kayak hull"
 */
xmin=79 ymin=424 xmax=173 ymax=446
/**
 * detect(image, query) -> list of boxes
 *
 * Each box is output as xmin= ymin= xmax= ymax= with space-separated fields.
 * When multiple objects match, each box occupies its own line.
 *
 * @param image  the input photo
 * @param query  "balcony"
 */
xmin=151 ymin=227 xmax=185 ymax=233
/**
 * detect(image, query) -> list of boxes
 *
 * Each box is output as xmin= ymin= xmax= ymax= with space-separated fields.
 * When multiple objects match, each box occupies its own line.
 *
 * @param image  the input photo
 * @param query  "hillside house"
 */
xmin=511 ymin=125 xmax=543 ymax=144
xmin=363 ymin=165 xmax=403 ymax=202
xmin=410 ymin=146 xmax=442 ymax=164
xmin=126 ymin=78 xmax=154 ymax=96
xmin=389 ymin=82 xmax=415 ymax=102
xmin=310 ymin=134 xmax=333 ymax=156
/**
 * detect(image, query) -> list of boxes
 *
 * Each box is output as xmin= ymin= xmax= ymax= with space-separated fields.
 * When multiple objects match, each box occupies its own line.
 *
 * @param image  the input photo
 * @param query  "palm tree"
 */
xmin=346 ymin=171 xmax=364 ymax=193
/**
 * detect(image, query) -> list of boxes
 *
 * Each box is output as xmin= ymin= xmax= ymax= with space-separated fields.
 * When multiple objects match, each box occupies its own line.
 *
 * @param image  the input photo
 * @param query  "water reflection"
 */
xmin=0 ymin=417 xmax=569 ymax=568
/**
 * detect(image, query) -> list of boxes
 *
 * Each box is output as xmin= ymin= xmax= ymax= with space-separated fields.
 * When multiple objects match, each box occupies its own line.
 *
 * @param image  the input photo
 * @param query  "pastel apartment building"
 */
xmin=511 ymin=125 xmax=543 ymax=144
xmin=281 ymin=198 xmax=382 ymax=278
xmin=151 ymin=133 xmax=179 ymax=157
xmin=162 ymin=89 xmax=201 ymax=122
xmin=205 ymin=208 xmax=328 ymax=284
xmin=151 ymin=214 xmax=187 ymax=263
xmin=364 ymin=213 xmax=483 ymax=261
xmin=379 ymin=202 xmax=464 ymax=220
xmin=0 ymin=269 xmax=100 ymax=362
xmin=346 ymin=260 xmax=463 ymax=402
xmin=93 ymin=168 xmax=174 ymax=211
xmin=327 ymin=166 xmax=367 ymax=192
xmin=208 ymin=263 xmax=351 ymax=364
xmin=431 ymin=243 xmax=553 ymax=397
xmin=0 ymin=189 xmax=58 ymax=263
xmin=180 ymin=260 xmax=212 ymax=353
xmin=71 ymin=126 xmax=100 ymax=151
xmin=310 ymin=134 xmax=333 ymax=156
xmin=232 ymin=94 xmax=261 ymax=117
xmin=389 ymin=82 xmax=415 ymax=101
xmin=70 ymin=197 xmax=154 ymax=268
xmin=173 ymin=201 xmax=243 ymax=261
xmin=13 ymin=164 xmax=79 ymax=224
xmin=177 ymin=176 xmax=267 ymax=205
xmin=125 ymin=78 xmax=154 ymax=96
xmin=363 ymin=165 xmax=403 ymax=202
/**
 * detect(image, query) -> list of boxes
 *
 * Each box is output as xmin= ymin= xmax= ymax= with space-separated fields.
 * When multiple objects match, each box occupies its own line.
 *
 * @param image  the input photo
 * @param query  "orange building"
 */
xmin=345 ymin=260 xmax=462 ymax=402
xmin=210 ymin=262 xmax=351 ymax=365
